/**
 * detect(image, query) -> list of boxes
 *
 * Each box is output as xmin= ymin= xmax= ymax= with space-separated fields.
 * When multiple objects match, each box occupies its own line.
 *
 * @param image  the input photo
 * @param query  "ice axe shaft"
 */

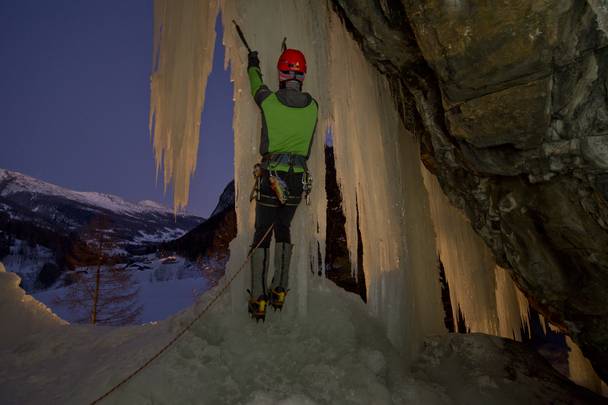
xmin=232 ymin=20 xmax=251 ymax=53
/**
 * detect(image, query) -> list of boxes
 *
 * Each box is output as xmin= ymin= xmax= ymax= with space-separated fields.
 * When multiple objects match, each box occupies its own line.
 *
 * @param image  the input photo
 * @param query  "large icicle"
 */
xmin=328 ymin=11 xmax=445 ymax=359
xmin=149 ymin=0 xmax=219 ymax=211
xmin=422 ymin=169 xmax=531 ymax=340
xmin=220 ymin=0 xmax=329 ymax=316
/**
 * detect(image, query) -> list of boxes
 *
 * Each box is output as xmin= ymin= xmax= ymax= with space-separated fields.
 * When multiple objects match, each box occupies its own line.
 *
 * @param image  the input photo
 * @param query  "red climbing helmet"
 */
xmin=277 ymin=49 xmax=307 ymax=75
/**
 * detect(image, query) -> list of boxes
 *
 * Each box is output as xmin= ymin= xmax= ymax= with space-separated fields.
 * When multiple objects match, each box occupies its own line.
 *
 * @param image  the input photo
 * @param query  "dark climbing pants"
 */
xmin=252 ymin=170 xmax=304 ymax=248
xmin=253 ymin=203 xmax=298 ymax=248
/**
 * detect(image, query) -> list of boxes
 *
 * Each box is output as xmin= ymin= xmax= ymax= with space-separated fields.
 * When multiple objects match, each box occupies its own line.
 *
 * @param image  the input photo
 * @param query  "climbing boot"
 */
xmin=248 ymin=247 xmax=269 ymax=320
xmin=269 ymin=287 xmax=287 ymax=311
xmin=248 ymin=293 xmax=268 ymax=322
xmin=269 ymin=243 xmax=293 ymax=310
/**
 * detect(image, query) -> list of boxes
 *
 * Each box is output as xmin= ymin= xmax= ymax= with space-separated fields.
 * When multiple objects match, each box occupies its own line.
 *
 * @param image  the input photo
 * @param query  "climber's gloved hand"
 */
xmin=248 ymin=51 xmax=260 ymax=69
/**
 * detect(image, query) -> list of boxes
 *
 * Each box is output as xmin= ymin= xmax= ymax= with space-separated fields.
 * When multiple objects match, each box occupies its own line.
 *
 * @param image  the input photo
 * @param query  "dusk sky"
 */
xmin=0 ymin=1 xmax=234 ymax=217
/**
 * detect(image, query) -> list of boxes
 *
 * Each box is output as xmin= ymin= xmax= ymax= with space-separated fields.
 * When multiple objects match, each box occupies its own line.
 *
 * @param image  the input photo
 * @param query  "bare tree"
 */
xmin=60 ymin=216 xmax=142 ymax=325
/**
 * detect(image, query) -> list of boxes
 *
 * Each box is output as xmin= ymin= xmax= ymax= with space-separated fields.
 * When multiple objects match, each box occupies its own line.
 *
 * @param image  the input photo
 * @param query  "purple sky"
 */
xmin=0 ymin=1 xmax=234 ymax=218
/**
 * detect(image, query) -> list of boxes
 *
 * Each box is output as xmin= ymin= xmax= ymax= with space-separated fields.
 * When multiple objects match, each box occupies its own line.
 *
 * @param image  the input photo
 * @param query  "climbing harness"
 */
xmin=89 ymin=224 xmax=274 ymax=404
xmin=251 ymin=153 xmax=312 ymax=206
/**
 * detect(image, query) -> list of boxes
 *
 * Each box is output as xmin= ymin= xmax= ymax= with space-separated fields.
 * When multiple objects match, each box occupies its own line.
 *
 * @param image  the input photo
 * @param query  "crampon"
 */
xmin=269 ymin=287 xmax=288 ymax=311
xmin=247 ymin=291 xmax=268 ymax=322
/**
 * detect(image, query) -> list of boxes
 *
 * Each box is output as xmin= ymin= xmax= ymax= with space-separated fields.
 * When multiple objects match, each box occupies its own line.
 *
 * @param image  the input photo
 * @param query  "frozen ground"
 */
xmin=0 ymin=262 xmax=602 ymax=405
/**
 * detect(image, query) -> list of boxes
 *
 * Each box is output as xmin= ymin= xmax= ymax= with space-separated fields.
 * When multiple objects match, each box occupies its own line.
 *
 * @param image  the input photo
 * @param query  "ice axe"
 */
xmin=232 ymin=20 xmax=252 ymax=53
xmin=233 ymin=20 xmax=289 ymax=55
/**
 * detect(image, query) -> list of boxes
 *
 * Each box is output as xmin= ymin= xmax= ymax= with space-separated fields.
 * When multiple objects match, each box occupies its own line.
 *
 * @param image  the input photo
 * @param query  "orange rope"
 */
xmin=90 ymin=224 xmax=274 ymax=404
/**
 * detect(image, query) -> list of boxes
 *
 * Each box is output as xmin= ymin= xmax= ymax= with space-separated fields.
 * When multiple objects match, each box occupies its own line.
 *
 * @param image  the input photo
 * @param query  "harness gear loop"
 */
xmin=250 ymin=163 xmax=263 ymax=202
xmin=269 ymin=170 xmax=289 ymax=205
xmin=302 ymin=171 xmax=313 ymax=205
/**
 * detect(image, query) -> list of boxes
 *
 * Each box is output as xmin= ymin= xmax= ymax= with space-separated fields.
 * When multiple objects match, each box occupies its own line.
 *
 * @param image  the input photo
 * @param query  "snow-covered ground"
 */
xmin=0 ymin=261 xmax=601 ymax=405
xmin=32 ymin=254 xmax=214 ymax=324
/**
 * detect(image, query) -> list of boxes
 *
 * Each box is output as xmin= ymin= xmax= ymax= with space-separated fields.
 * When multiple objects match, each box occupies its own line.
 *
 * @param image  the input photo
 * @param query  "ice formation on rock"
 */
xmin=422 ymin=170 xmax=531 ymax=340
xmin=327 ymin=10 xmax=445 ymax=357
xmin=148 ymin=0 xmax=545 ymax=361
xmin=219 ymin=0 xmax=329 ymax=318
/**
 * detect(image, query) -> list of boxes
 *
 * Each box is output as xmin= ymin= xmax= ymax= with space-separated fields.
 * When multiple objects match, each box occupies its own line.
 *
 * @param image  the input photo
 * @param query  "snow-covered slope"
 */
xmin=0 ymin=261 xmax=602 ymax=405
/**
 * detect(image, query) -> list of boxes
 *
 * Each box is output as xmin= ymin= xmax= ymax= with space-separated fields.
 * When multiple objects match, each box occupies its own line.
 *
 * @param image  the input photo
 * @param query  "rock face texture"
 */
xmin=332 ymin=0 xmax=608 ymax=380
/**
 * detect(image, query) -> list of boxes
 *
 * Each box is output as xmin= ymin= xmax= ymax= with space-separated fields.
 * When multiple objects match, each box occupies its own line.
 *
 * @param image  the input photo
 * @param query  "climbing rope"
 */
xmin=90 ymin=224 xmax=275 ymax=404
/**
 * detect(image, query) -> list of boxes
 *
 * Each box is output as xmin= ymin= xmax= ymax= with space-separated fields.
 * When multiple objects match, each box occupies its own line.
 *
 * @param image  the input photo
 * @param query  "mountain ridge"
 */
xmin=0 ymin=168 xmax=193 ymax=217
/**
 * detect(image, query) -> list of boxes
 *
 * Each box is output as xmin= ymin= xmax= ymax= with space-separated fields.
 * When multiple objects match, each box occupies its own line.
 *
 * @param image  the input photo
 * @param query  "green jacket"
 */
xmin=248 ymin=66 xmax=318 ymax=172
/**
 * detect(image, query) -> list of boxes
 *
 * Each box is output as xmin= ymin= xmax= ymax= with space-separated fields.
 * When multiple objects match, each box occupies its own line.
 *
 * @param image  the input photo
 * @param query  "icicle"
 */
xmin=494 ymin=266 xmax=530 ymax=340
xmin=150 ymin=0 xmax=220 ymax=212
xmin=537 ymin=313 xmax=548 ymax=335
xmin=548 ymin=321 xmax=561 ymax=334
xmin=328 ymin=11 xmax=445 ymax=359
xmin=566 ymin=336 xmax=607 ymax=395
xmin=220 ymin=0 xmax=329 ymax=316
xmin=515 ymin=281 xmax=531 ymax=335
xmin=422 ymin=169 xmax=531 ymax=341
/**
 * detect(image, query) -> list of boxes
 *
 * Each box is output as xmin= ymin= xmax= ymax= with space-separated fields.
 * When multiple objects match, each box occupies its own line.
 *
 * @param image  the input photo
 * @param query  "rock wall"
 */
xmin=332 ymin=0 xmax=608 ymax=380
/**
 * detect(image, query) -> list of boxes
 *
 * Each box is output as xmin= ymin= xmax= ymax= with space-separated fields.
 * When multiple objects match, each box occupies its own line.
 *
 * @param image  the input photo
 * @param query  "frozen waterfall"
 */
xmin=150 ymin=0 xmax=538 ymax=360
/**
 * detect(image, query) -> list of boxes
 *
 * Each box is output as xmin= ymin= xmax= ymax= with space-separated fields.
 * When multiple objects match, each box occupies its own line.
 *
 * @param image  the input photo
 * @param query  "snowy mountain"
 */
xmin=0 ymin=168 xmax=206 ymax=291
xmin=210 ymin=179 xmax=235 ymax=217
xmin=0 ymin=168 xmax=203 ymax=243
xmin=163 ymin=180 xmax=236 ymax=261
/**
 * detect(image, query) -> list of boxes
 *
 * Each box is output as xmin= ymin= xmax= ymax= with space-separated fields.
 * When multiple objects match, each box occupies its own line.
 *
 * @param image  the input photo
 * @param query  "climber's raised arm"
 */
xmin=247 ymin=51 xmax=272 ymax=105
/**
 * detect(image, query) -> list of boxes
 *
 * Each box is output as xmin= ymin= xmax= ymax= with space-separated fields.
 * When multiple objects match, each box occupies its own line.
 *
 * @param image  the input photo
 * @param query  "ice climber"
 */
xmin=246 ymin=48 xmax=318 ymax=321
